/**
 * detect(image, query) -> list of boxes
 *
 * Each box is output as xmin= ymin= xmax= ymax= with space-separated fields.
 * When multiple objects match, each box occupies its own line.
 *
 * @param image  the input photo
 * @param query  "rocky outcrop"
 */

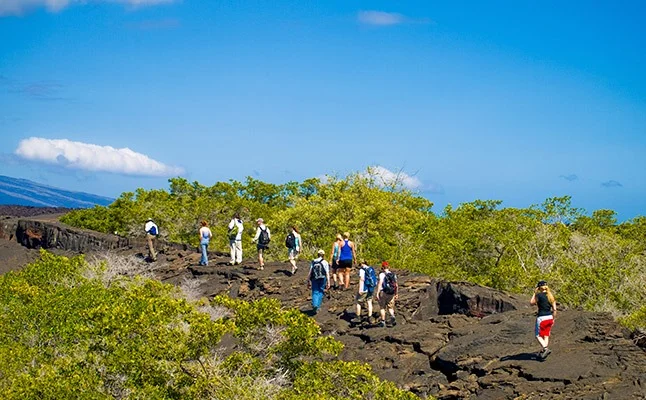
xmin=154 ymin=254 xmax=645 ymax=400
xmin=15 ymin=219 xmax=132 ymax=252
xmin=0 ymin=216 xmax=192 ymax=256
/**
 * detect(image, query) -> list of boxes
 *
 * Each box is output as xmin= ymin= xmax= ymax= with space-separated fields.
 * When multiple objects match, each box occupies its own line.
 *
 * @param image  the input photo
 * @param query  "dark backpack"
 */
xmin=311 ymin=259 xmax=326 ymax=280
xmin=258 ymin=227 xmax=270 ymax=246
xmin=363 ymin=266 xmax=377 ymax=292
xmin=149 ymin=225 xmax=158 ymax=235
xmin=382 ymin=272 xmax=398 ymax=295
xmin=285 ymin=232 xmax=296 ymax=249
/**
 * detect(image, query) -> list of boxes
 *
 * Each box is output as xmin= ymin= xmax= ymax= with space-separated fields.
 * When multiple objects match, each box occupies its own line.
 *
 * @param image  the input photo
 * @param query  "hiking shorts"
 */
xmin=355 ymin=291 xmax=373 ymax=304
xmin=288 ymin=248 xmax=299 ymax=260
xmin=535 ymin=315 xmax=554 ymax=337
xmin=257 ymin=244 xmax=268 ymax=252
xmin=378 ymin=293 xmax=395 ymax=309
xmin=338 ymin=259 xmax=352 ymax=271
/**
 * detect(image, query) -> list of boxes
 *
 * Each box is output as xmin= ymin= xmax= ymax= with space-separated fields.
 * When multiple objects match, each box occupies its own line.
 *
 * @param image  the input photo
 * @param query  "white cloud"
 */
xmin=357 ymin=10 xmax=406 ymax=26
xmin=0 ymin=0 xmax=176 ymax=16
xmin=362 ymin=166 xmax=422 ymax=189
xmin=15 ymin=137 xmax=184 ymax=177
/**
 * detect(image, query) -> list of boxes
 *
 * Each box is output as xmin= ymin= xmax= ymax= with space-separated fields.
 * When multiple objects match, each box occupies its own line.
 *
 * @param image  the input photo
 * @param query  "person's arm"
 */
xmin=307 ymin=262 xmax=313 ymax=287
xmin=329 ymin=243 xmax=335 ymax=264
xmin=253 ymin=227 xmax=260 ymax=242
xmin=376 ymin=274 xmax=384 ymax=299
xmin=351 ymin=241 xmax=357 ymax=265
xmin=325 ymin=262 xmax=331 ymax=289
xmin=551 ymin=300 xmax=557 ymax=317
xmin=394 ymin=274 xmax=399 ymax=299
xmin=530 ymin=289 xmax=538 ymax=305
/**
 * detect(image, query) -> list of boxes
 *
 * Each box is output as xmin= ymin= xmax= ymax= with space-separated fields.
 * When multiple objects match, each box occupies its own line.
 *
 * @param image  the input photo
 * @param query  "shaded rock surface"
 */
xmin=1 ymin=213 xmax=645 ymax=399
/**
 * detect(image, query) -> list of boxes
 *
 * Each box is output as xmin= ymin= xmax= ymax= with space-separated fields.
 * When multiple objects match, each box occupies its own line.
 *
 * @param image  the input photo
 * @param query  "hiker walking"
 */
xmin=530 ymin=280 xmax=557 ymax=359
xmin=286 ymin=226 xmax=302 ymax=275
xmin=355 ymin=260 xmax=377 ymax=325
xmin=307 ymin=249 xmax=330 ymax=314
xmin=227 ymin=213 xmax=244 ymax=265
xmin=336 ymin=232 xmax=356 ymax=290
xmin=198 ymin=220 xmax=212 ymax=266
xmin=375 ymin=261 xmax=398 ymax=327
xmin=252 ymin=218 xmax=271 ymax=270
xmin=144 ymin=218 xmax=158 ymax=262
xmin=329 ymin=234 xmax=344 ymax=289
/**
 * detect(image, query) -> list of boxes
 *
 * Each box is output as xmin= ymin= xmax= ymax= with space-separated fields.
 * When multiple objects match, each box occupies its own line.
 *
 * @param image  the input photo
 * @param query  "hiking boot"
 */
xmin=390 ymin=317 xmax=397 ymax=327
xmin=312 ymin=307 xmax=319 ymax=315
xmin=379 ymin=320 xmax=386 ymax=328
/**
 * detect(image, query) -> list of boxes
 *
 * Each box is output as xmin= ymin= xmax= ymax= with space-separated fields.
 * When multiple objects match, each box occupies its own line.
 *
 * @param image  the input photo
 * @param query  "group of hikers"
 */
xmin=144 ymin=216 xmax=557 ymax=352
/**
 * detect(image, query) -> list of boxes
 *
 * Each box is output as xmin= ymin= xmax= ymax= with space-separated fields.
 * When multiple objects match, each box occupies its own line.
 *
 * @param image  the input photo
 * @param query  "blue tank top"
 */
xmin=339 ymin=239 xmax=353 ymax=261
xmin=332 ymin=242 xmax=340 ymax=259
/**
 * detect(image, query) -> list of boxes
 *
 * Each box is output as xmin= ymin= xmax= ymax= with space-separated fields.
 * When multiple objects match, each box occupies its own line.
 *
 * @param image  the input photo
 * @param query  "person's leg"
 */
xmin=289 ymin=250 xmax=297 ymax=273
xmin=147 ymin=234 xmax=157 ymax=261
xmin=257 ymin=247 xmax=264 ymax=269
xmin=229 ymin=240 xmax=235 ymax=264
xmin=344 ymin=267 xmax=351 ymax=289
xmin=235 ymin=241 xmax=243 ymax=264
xmin=379 ymin=296 xmax=387 ymax=324
xmin=200 ymin=243 xmax=208 ymax=265
xmin=367 ymin=298 xmax=373 ymax=321
xmin=312 ymin=279 xmax=325 ymax=311
xmin=332 ymin=267 xmax=339 ymax=288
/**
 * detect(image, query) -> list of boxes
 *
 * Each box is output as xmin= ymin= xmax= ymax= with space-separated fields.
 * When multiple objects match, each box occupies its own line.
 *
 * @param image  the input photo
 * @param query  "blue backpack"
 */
xmin=363 ymin=266 xmax=377 ymax=292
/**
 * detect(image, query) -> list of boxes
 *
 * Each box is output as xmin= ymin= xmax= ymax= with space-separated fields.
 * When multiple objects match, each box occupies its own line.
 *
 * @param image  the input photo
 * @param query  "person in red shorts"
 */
xmin=530 ymin=280 xmax=557 ymax=359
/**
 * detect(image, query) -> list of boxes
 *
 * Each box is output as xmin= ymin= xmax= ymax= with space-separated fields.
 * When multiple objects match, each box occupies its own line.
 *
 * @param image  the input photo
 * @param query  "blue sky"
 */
xmin=1 ymin=1 xmax=645 ymax=220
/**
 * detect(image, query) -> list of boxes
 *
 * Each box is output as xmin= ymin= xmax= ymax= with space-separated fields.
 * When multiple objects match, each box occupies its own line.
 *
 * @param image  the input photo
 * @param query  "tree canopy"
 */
xmin=61 ymin=173 xmax=646 ymax=331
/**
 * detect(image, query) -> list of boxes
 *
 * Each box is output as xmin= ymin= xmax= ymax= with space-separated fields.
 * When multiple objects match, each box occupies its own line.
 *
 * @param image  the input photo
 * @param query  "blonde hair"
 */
xmin=336 ymin=234 xmax=343 ymax=241
xmin=538 ymin=285 xmax=556 ymax=305
xmin=343 ymin=232 xmax=350 ymax=239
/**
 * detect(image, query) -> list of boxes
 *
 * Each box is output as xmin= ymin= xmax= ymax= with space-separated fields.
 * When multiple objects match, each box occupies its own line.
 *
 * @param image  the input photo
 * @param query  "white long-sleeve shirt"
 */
xmin=144 ymin=221 xmax=158 ymax=235
xmin=228 ymin=218 xmax=244 ymax=241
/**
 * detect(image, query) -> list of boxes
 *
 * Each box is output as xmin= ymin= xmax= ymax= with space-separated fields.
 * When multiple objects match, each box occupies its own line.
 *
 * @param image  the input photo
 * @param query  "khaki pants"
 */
xmin=230 ymin=240 xmax=242 ymax=263
xmin=146 ymin=234 xmax=157 ymax=261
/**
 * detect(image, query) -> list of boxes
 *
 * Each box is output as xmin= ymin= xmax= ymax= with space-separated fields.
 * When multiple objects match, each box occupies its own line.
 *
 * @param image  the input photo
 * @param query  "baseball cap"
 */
xmin=317 ymin=249 xmax=325 ymax=255
xmin=381 ymin=261 xmax=389 ymax=268
xmin=536 ymin=280 xmax=548 ymax=288
xmin=256 ymin=218 xmax=264 ymax=223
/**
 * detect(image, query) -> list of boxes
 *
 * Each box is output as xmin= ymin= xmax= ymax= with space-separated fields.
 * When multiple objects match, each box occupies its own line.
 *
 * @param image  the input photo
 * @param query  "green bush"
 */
xmin=0 ymin=251 xmax=420 ymax=399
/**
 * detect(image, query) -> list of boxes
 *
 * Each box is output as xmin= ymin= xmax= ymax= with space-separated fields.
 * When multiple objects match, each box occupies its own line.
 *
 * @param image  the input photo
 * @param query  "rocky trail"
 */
xmin=1 ymin=209 xmax=645 ymax=399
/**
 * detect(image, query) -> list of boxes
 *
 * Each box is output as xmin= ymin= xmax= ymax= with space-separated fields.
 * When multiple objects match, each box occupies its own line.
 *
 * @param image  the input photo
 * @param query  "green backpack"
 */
xmin=228 ymin=223 xmax=239 ymax=240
